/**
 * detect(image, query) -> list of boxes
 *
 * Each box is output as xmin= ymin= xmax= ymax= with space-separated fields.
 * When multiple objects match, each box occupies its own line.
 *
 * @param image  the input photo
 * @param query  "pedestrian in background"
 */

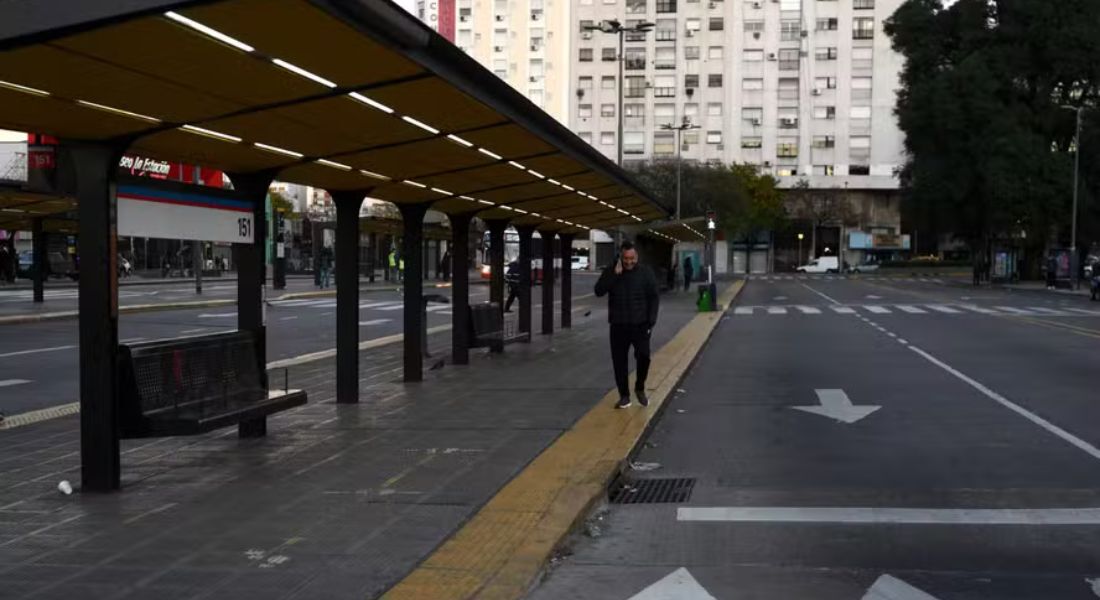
xmin=503 ymin=259 xmax=520 ymax=312
xmin=1046 ymin=254 xmax=1058 ymax=290
xmin=683 ymin=255 xmax=694 ymax=292
xmin=595 ymin=241 xmax=660 ymax=409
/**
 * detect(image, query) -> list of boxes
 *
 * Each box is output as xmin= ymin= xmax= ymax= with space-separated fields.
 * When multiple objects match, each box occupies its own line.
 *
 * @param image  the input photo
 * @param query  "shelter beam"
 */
xmin=541 ymin=230 xmax=556 ymax=335
xmin=516 ymin=225 xmax=534 ymax=337
xmin=448 ymin=212 xmax=473 ymax=365
xmin=400 ymin=203 xmax=431 ymax=380
xmin=333 ymin=190 xmax=368 ymax=403
xmin=559 ymin=234 xmax=574 ymax=328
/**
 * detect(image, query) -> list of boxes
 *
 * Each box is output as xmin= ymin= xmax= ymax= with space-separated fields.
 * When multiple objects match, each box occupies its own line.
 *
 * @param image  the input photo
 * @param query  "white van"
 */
xmin=796 ymin=256 xmax=839 ymax=274
xmin=571 ymin=256 xmax=590 ymax=271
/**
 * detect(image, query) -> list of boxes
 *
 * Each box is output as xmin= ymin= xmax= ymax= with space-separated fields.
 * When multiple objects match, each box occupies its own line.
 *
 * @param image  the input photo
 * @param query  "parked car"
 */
xmin=796 ymin=256 xmax=839 ymax=274
xmin=16 ymin=251 xmax=33 ymax=279
xmin=848 ymin=261 xmax=880 ymax=274
xmin=571 ymin=256 xmax=589 ymax=271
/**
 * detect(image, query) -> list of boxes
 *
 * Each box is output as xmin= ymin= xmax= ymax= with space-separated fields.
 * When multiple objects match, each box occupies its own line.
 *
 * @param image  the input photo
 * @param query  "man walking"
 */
xmin=595 ymin=242 xmax=660 ymax=409
xmin=683 ymin=255 xmax=694 ymax=292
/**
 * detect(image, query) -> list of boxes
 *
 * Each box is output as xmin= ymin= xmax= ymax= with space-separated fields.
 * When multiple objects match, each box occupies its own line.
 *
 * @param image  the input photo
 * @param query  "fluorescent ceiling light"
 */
xmin=402 ymin=115 xmax=440 ymax=135
xmin=530 ymin=212 xmax=542 ymax=217
xmin=632 ymin=216 xmax=643 ymax=221
xmin=547 ymin=179 xmax=560 ymax=186
xmin=562 ymin=185 xmax=575 ymax=192
xmin=164 ymin=11 xmax=255 ymax=52
xmin=272 ymin=58 xmax=336 ymax=88
xmin=402 ymin=180 xmax=427 ymax=189
xmin=76 ymin=100 xmax=160 ymax=123
xmin=587 ymin=194 xmax=599 ymax=200
xmin=513 ymin=208 xmax=528 ymax=214
xmin=598 ymin=201 xmax=611 ymax=207
xmin=528 ymin=170 xmax=545 ymax=179
xmin=499 ymin=205 xmax=514 ymax=211
xmin=254 ymin=142 xmax=303 ymax=158
xmin=181 ymin=124 xmax=241 ymax=143
xmin=430 ymin=187 xmax=453 ymax=196
xmin=477 ymin=199 xmax=495 ymax=205
xmin=508 ymin=161 xmax=526 ymax=170
xmin=478 ymin=148 xmax=503 ymax=160
xmin=0 ymin=80 xmax=49 ymax=97
xmin=447 ymin=134 xmax=474 ymax=147
xmin=316 ymin=158 xmax=351 ymax=171
xmin=348 ymin=92 xmax=394 ymax=113
xmin=360 ymin=169 xmax=390 ymax=180
xmin=617 ymin=208 xmax=630 ymax=215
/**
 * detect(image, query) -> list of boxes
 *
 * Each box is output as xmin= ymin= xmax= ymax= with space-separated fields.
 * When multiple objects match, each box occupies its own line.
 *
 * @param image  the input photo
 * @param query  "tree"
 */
xmin=785 ymin=179 xmax=857 ymax=255
xmin=628 ymin=159 xmax=784 ymax=241
xmin=885 ymin=0 xmax=1100 ymax=278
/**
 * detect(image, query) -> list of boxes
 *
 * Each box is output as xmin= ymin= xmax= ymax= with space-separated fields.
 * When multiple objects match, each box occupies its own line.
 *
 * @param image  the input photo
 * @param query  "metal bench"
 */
xmin=117 ymin=331 xmax=306 ymax=438
xmin=468 ymin=301 xmax=504 ymax=351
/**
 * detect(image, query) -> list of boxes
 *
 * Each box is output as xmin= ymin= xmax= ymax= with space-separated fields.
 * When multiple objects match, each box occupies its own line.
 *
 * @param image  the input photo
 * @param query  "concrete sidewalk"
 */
xmin=0 ymin=284 xmax=724 ymax=599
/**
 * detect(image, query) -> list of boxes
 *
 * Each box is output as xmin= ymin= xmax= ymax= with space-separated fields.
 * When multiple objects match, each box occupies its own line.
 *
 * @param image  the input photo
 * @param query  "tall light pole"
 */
xmin=661 ymin=117 xmax=700 ymax=221
xmin=1060 ymin=104 xmax=1084 ymax=289
xmin=798 ymin=232 xmax=804 ymax=266
xmin=585 ymin=19 xmax=654 ymax=167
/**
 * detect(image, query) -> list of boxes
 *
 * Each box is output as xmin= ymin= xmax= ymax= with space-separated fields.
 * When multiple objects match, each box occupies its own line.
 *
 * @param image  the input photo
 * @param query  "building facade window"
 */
xmin=625 ymin=47 xmax=647 ymax=70
xmin=656 ymin=19 xmax=677 ymax=41
xmin=706 ymin=130 xmax=723 ymax=145
xmin=625 ymin=103 xmax=646 ymax=125
xmin=852 ymin=76 xmax=873 ymax=100
xmin=742 ymin=78 xmax=764 ymax=91
xmin=744 ymin=49 xmax=764 ymax=62
xmin=684 ymin=103 xmax=699 ymax=117
xmin=814 ymin=164 xmax=836 ymax=176
xmin=655 ymin=103 xmax=676 ymax=120
xmin=852 ymin=46 xmax=874 ymax=70
xmin=816 ymin=18 xmax=838 ymax=31
xmin=812 ymin=135 xmax=835 ymax=148
xmin=814 ymin=105 xmax=836 ymax=119
xmin=654 ymin=74 xmax=676 ymax=96
xmin=656 ymin=0 xmax=677 ymax=12
xmin=778 ymin=78 xmax=799 ymax=101
xmin=601 ymin=75 xmax=617 ymax=90
xmin=778 ymin=107 xmax=798 ymax=128
xmin=709 ymin=17 xmax=724 ymax=31
xmin=579 ymin=131 xmax=593 ymax=144
xmin=780 ymin=20 xmax=801 ymax=41
xmin=578 ymin=104 xmax=593 ymax=118
xmin=602 ymin=47 xmax=617 ymax=61
xmin=579 ymin=76 xmax=593 ymax=89
xmin=601 ymin=103 xmax=616 ymax=117
xmin=685 ymin=74 xmax=700 ymax=88
xmin=853 ymin=17 xmax=875 ymax=39
xmin=624 ymin=131 xmax=645 ymax=154
xmin=625 ymin=19 xmax=648 ymax=41
xmin=601 ymin=131 xmax=615 ymax=145
xmin=778 ymin=48 xmax=800 ymax=70
xmin=654 ymin=131 xmax=676 ymax=156
xmin=854 ymin=0 xmax=874 ymax=9
xmin=655 ymin=46 xmax=676 ymax=69
xmin=742 ymin=107 xmax=763 ymax=125
xmin=815 ymin=46 xmax=837 ymax=60
xmin=625 ymin=76 xmax=646 ymax=97
xmin=685 ymin=46 xmax=701 ymax=60
xmin=708 ymin=73 xmax=723 ymax=87
xmin=741 ymin=136 xmax=763 ymax=148
xmin=707 ymin=102 xmax=723 ymax=116
xmin=627 ymin=0 xmax=647 ymax=13
xmin=814 ymin=76 xmax=837 ymax=90
xmin=777 ymin=140 xmax=799 ymax=157
xmin=708 ymin=46 xmax=724 ymax=60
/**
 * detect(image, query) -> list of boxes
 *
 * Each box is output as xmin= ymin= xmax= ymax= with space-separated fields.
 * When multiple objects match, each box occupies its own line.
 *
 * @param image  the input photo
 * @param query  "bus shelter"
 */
xmin=0 ymin=0 xmax=667 ymax=491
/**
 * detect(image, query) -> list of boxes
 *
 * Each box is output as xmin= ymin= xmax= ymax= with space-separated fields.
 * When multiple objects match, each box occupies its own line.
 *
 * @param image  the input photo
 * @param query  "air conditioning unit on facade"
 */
xmin=753 ymin=31 xmax=761 ymax=39
xmin=531 ymin=44 xmax=539 ymax=50
xmin=781 ymin=117 xmax=797 ymax=126
xmin=812 ymin=88 xmax=822 ymax=96
xmin=767 ymin=52 xmax=777 ymax=60
xmin=460 ymin=15 xmax=469 ymax=22
xmin=494 ymin=45 xmax=504 ymax=52
xmin=686 ymin=29 xmax=695 ymax=37
xmin=752 ymin=0 xmax=762 ymax=6
xmin=751 ymin=118 xmax=762 ymax=125
xmin=717 ymin=144 xmax=725 ymax=150
xmin=582 ymin=31 xmax=592 ymax=39
xmin=708 ymin=1 xmax=716 ymax=7
xmin=495 ymin=14 xmax=504 ymax=21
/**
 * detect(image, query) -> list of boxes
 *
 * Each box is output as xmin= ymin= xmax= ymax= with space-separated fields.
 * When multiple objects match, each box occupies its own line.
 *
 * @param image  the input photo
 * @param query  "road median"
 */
xmin=380 ymin=280 xmax=744 ymax=600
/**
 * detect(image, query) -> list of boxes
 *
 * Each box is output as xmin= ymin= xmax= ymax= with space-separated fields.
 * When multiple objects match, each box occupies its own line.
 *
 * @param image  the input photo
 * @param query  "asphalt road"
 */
xmin=0 ymin=273 xmax=599 ymax=416
xmin=529 ymin=275 xmax=1100 ymax=600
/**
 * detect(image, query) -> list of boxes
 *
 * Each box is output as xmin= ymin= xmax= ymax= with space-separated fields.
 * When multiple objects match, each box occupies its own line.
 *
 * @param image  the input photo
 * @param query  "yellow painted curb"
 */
xmin=380 ymin=280 xmax=745 ymax=600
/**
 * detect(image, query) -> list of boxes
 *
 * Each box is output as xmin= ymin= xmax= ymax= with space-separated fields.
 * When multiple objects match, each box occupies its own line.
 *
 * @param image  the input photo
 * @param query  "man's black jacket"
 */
xmin=594 ymin=263 xmax=660 ymax=327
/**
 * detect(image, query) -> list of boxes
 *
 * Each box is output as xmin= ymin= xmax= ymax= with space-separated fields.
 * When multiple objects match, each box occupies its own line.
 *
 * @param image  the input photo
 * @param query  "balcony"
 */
xmin=853 ymin=29 xmax=874 ymax=40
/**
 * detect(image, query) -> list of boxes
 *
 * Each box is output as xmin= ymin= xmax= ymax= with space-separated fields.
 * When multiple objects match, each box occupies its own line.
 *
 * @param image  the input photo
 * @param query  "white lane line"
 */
xmin=794 ymin=306 xmax=822 ymax=314
xmin=119 ymin=337 xmax=146 ymax=344
xmin=800 ymin=283 xmax=842 ymax=305
xmin=1066 ymin=308 xmax=1100 ymax=316
xmin=895 ymin=305 xmax=927 ymax=314
xmin=198 ymin=312 xmax=236 ymax=318
xmin=0 ymin=379 xmax=31 ymax=388
xmin=734 ymin=307 xmax=754 ymax=315
xmin=359 ymin=319 xmax=391 ymax=326
xmin=0 ymin=345 xmax=76 ymax=359
xmin=426 ymin=304 xmax=451 ymax=312
xmin=1026 ymin=307 xmax=1071 ymax=316
xmin=376 ymin=303 xmax=406 ymax=311
xmin=994 ymin=306 xmax=1037 ymax=315
xmin=677 ymin=506 xmax=1100 ymax=525
xmin=926 ymin=304 xmax=963 ymax=314
xmin=863 ymin=305 xmax=892 ymax=314
xmin=898 ymin=339 xmax=909 ymax=345
xmin=766 ymin=306 xmax=787 ymax=315
xmin=180 ymin=328 xmax=210 ymax=334
xmin=830 ymin=306 xmax=857 ymax=314
xmin=359 ymin=301 xmax=396 ymax=309
xmin=909 ymin=345 xmax=1100 ymax=462
xmin=279 ymin=316 xmax=299 ymax=321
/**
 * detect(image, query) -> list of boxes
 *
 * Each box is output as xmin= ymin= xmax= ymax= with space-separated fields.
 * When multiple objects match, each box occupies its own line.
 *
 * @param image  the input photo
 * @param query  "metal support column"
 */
xmin=541 ymin=230 xmax=556 ymax=335
xmin=333 ymin=191 xmax=367 ymax=403
xmin=400 ymin=203 xmax=430 ymax=381
xmin=31 ymin=218 xmax=45 ymax=303
xmin=193 ymin=239 xmax=203 ymax=295
xmin=559 ymin=234 xmax=574 ymax=328
xmin=448 ymin=212 xmax=473 ymax=365
xmin=486 ymin=219 xmax=507 ymax=353
xmin=368 ymin=232 xmax=378 ymax=283
xmin=229 ymin=172 xmax=275 ymax=438
xmin=516 ymin=225 xmax=534 ymax=336
xmin=67 ymin=142 xmax=125 ymax=492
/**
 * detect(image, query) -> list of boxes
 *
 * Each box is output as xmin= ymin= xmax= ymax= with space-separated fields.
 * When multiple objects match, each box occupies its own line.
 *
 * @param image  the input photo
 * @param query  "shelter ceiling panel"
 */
xmin=49 ymin=17 xmax=312 ymax=112
xmin=359 ymin=220 xmax=400 ymax=235
xmin=368 ymin=78 xmax=504 ymax=133
xmin=130 ymin=129 xmax=295 ymax=173
xmin=535 ymin=204 xmax=611 ymax=221
xmin=430 ymin=196 xmax=483 ymax=215
xmin=459 ymin=124 xmax=556 ymax=158
xmin=513 ymin=215 xmax=557 ymax=228
xmin=509 ymin=194 xmax=590 ymax=213
xmin=514 ymin=154 xmax=587 ymax=178
xmin=555 ymin=172 xmax=608 ymax=191
xmin=338 ymin=137 xmax=496 ymax=180
xmin=414 ymin=163 xmax=536 ymax=193
xmin=0 ymin=88 xmax=153 ymax=139
xmin=201 ymin=111 xmax=366 ymax=157
xmin=277 ymin=162 xmax=381 ymax=191
xmin=468 ymin=180 xmax=565 ymax=203
xmin=476 ymin=207 xmax=518 ymax=221
xmin=274 ymin=96 xmax=431 ymax=149
xmin=368 ymin=182 xmax=440 ymax=205
xmin=182 ymin=0 xmax=425 ymax=88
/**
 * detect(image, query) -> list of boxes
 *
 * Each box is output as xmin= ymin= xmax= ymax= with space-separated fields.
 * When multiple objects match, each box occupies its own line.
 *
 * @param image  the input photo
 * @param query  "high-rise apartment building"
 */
xmin=411 ymin=0 xmax=572 ymax=124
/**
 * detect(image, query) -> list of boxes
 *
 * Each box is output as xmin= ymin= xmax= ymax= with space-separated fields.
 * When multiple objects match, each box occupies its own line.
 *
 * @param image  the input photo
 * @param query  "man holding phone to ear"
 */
xmin=595 ymin=241 xmax=660 ymax=409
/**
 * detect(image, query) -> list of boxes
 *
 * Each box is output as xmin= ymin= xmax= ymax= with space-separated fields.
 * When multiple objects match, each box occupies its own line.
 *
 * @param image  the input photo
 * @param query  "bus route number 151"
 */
xmin=237 ymin=217 xmax=252 ymax=240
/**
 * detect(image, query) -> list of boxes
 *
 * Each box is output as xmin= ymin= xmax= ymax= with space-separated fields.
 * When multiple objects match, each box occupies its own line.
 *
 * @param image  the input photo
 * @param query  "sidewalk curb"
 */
xmin=0 ymin=298 xmax=238 ymax=326
xmin=380 ymin=280 xmax=745 ymax=600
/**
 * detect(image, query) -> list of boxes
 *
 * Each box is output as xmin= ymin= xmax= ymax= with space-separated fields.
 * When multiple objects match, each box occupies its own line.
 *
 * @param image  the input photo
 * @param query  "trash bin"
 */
xmin=696 ymin=283 xmax=718 ymax=312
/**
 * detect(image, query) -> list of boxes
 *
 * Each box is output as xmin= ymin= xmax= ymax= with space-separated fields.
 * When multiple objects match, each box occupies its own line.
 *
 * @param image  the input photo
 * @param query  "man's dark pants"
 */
xmin=610 ymin=323 xmax=651 ymax=398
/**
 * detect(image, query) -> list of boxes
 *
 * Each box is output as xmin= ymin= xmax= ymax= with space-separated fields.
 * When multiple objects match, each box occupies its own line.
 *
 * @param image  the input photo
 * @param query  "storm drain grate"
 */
xmin=609 ymin=478 xmax=696 ymax=504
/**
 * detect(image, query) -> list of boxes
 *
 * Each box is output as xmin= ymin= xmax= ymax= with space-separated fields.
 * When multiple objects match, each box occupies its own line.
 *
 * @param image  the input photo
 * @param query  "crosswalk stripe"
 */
xmin=959 ymin=304 xmax=1000 ymax=315
xmin=895 ymin=305 xmax=927 ymax=314
xmin=734 ymin=307 xmax=753 ymax=315
xmin=794 ymin=306 xmax=821 ymax=314
xmin=360 ymin=301 xmax=398 ymax=309
xmin=1027 ymin=307 xmax=1070 ymax=316
xmin=927 ymin=304 xmax=963 ymax=314
xmin=359 ymin=318 xmax=392 ymax=326
xmin=864 ymin=305 xmax=891 ymax=314
xmin=830 ymin=306 xmax=857 ymax=314
xmin=376 ymin=303 xmax=406 ymax=311
xmin=426 ymin=304 xmax=451 ymax=312
xmin=766 ymin=306 xmax=787 ymax=315
xmin=994 ymin=306 xmax=1035 ymax=315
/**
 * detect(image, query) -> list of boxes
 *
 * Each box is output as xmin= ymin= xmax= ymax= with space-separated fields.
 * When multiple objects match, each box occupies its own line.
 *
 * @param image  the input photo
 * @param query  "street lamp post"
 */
xmin=1060 ymin=104 xmax=1084 ymax=289
xmin=798 ymin=232 xmax=804 ymax=266
xmin=661 ymin=118 xmax=700 ymax=221
xmin=585 ymin=19 xmax=655 ymax=167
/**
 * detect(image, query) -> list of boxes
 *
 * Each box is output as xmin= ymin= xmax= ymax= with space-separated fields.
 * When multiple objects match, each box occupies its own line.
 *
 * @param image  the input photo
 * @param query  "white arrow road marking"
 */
xmin=0 ymin=379 xmax=31 ymax=388
xmin=627 ymin=567 xmax=716 ymax=600
xmin=734 ymin=307 xmax=754 ymax=315
xmin=866 ymin=295 xmax=883 ymax=300
xmin=1087 ymin=577 xmax=1100 ymax=597
xmin=791 ymin=389 xmax=881 ymax=424
xmin=862 ymin=575 xmax=941 ymax=600
xmin=773 ymin=295 xmax=788 ymax=301
xmin=676 ymin=506 xmax=1100 ymax=525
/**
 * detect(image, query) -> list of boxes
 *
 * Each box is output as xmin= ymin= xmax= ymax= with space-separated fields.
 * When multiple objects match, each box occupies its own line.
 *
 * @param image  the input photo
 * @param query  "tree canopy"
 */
xmin=628 ymin=160 xmax=784 ymax=241
xmin=885 ymin=0 xmax=1100 ymax=256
